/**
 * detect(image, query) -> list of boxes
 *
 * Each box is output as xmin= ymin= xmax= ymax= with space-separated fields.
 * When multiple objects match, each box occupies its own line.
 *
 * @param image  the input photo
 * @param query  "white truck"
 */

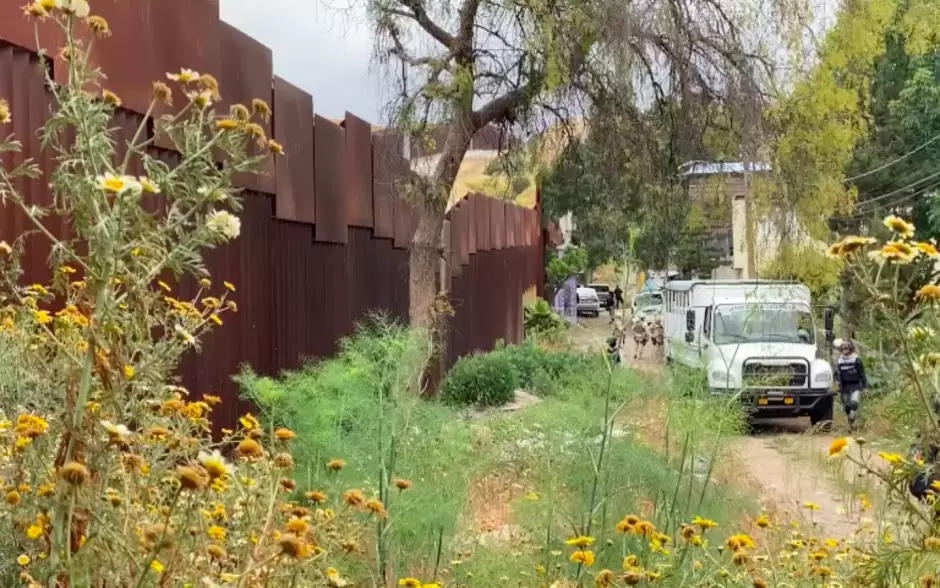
xmin=663 ymin=280 xmax=834 ymax=424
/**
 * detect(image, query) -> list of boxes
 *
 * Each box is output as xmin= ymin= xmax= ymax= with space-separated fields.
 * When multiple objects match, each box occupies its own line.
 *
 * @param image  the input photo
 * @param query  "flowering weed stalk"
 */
xmin=0 ymin=2 xmax=386 ymax=586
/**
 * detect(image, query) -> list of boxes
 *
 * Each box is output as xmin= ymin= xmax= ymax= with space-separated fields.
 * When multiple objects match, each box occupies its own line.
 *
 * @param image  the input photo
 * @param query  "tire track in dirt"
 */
xmin=574 ymin=315 xmax=864 ymax=538
xmin=728 ymin=423 xmax=862 ymax=539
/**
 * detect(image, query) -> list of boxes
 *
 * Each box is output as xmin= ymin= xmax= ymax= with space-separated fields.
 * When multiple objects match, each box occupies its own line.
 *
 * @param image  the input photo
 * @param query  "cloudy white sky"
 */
xmin=220 ymin=0 xmax=388 ymax=123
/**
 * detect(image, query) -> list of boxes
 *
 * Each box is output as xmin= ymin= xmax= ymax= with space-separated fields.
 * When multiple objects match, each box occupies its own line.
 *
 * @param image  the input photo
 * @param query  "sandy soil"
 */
xmin=574 ymin=314 xmax=870 ymax=539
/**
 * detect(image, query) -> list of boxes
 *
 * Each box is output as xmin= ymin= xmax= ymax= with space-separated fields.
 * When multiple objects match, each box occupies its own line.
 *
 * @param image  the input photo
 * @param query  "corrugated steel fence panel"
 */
xmin=0 ymin=7 xmax=541 ymax=428
xmin=273 ymin=77 xmax=315 ymax=223
xmin=314 ymin=115 xmax=347 ymax=243
xmin=218 ymin=22 xmax=276 ymax=195
xmin=344 ymin=113 xmax=374 ymax=229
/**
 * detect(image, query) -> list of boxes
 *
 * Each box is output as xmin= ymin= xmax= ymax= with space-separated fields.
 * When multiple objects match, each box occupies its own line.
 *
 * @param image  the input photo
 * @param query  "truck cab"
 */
xmin=663 ymin=280 xmax=834 ymax=424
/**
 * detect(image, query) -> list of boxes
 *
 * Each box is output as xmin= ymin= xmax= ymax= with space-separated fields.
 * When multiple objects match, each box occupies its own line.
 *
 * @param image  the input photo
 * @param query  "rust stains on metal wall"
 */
xmin=313 ymin=115 xmax=347 ymax=244
xmin=0 ymin=6 xmax=542 ymax=429
xmin=272 ymin=77 xmax=315 ymax=223
xmin=343 ymin=113 xmax=374 ymax=229
xmin=218 ymin=22 xmax=276 ymax=195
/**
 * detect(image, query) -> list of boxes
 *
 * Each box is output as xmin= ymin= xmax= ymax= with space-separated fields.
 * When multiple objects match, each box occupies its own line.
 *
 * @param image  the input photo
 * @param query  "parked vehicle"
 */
xmin=663 ymin=279 xmax=834 ymax=424
xmin=631 ymin=291 xmax=663 ymax=317
xmin=632 ymin=303 xmax=662 ymax=327
xmin=588 ymin=283 xmax=612 ymax=307
xmin=576 ymin=287 xmax=601 ymax=317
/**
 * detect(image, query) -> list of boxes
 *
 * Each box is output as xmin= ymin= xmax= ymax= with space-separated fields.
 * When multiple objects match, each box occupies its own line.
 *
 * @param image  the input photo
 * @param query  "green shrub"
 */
xmin=440 ymin=351 xmax=519 ymax=406
xmin=523 ymin=298 xmax=566 ymax=337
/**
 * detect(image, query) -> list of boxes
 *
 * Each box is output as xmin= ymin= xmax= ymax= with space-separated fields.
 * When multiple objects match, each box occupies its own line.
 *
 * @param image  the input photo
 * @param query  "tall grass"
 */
xmin=240 ymin=320 xmax=753 ymax=585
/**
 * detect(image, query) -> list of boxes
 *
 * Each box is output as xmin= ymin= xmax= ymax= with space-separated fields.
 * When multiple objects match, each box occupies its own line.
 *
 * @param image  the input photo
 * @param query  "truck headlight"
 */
xmin=813 ymin=372 xmax=832 ymax=384
xmin=711 ymin=370 xmax=731 ymax=384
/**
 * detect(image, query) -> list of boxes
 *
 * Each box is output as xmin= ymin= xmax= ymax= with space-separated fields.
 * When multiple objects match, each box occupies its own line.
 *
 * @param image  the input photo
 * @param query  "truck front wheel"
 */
xmin=810 ymin=396 xmax=834 ymax=431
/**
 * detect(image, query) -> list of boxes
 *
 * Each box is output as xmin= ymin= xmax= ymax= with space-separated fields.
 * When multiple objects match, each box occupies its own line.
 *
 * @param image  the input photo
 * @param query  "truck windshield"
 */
xmin=713 ymin=304 xmax=815 ymax=345
xmin=635 ymin=293 xmax=662 ymax=309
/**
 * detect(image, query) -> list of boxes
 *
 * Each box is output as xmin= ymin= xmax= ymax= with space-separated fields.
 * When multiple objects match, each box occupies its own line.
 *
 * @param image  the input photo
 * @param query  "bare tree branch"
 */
xmin=397 ymin=0 xmax=456 ymax=47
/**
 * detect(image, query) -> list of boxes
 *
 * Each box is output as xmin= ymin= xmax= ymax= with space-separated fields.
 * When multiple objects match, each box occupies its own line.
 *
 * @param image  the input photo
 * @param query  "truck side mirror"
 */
xmin=685 ymin=309 xmax=695 ymax=332
xmin=824 ymin=308 xmax=835 ymax=343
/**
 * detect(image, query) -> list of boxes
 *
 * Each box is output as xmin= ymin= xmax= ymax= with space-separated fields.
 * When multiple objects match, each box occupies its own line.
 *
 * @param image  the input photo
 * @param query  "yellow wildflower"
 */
xmin=207 ymin=525 xmax=226 ymax=541
xmin=394 ymin=478 xmax=413 ymax=491
xmin=102 ymin=89 xmax=121 ymax=107
xmin=252 ymin=98 xmax=272 ymax=120
xmin=869 ymin=241 xmax=917 ymax=264
xmin=803 ymin=502 xmax=820 ymax=511
xmin=267 ymin=139 xmax=285 ymax=155
xmin=123 ymin=364 xmax=135 ymax=379
xmin=152 ymin=81 xmax=173 ymax=106
xmin=879 ymin=452 xmax=905 ymax=466
xmin=570 ymin=550 xmax=595 ymax=566
xmin=231 ymin=104 xmax=251 ymax=121
xmin=24 ymin=3 xmax=49 ymax=19
xmin=0 ymin=98 xmax=10 ymax=125
xmin=239 ymin=413 xmax=260 ymax=430
xmin=216 ymin=118 xmax=239 ymax=131
xmin=917 ymin=241 xmax=940 ymax=258
xmin=235 ymin=438 xmax=263 ymax=459
xmin=828 ymin=437 xmax=848 ymax=457
xmin=167 ymin=69 xmax=200 ymax=84
xmin=139 ymin=177 xmax=160 ymax=194
xmin=26 ymin=524 xmax=42 ymax=540
xmin=224 ymin=281 xmax=236 ymax=292
xmin=916 ymin=284 xmax=940 ymax=303
xmin=85 ymin=15 xmax=110 ymax=37
xmin=692 ymin=516 xmax=718 ymax=529
xmin=343 ymin=489 xmax=365 ymax=507
xmin=198 ymin=73 xmax=221 ymax=100
xmin=595 ymin=569 xmax=615 ymax=587
xmin=884 ymin=214 xmax=915 ymax=239
xmin=327 ymin=458 xmax=346 ymax=472
xmin=726 ymin=533 xmax=755 ymax=551
xmin=150 ymin=559 xmax=164 ymax=573
xmin=827 ymin=235 xmax=875 ymax=259
xmin=17 ymin=554 xmax=29 ymax=566
xmin=59 ymin=461 xmax=90 ymax=486
xmin=566 ymin=536 xmax=596 ymax=548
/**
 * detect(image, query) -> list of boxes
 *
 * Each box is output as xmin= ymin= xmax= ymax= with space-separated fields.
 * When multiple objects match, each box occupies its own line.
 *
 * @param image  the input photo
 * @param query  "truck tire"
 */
xmin=810 ymin=396 xmax=834 ymax=431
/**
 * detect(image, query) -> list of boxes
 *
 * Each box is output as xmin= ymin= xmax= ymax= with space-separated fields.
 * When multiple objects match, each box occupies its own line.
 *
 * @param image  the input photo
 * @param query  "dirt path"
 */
xmin=572 ymin=315 xmax=868 ymax=538
xmin=728 ymin=421 xmax=863 ymax=538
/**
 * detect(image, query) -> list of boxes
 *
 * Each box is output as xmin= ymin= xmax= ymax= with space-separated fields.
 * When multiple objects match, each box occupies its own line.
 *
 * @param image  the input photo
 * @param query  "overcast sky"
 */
xmin=220 ymin=0 xmax=387 ymax=123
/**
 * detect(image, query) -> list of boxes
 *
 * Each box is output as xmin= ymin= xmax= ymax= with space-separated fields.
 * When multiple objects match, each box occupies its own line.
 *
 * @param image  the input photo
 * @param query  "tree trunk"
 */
xmin=409 ymin=207 xmax=445 ymax=331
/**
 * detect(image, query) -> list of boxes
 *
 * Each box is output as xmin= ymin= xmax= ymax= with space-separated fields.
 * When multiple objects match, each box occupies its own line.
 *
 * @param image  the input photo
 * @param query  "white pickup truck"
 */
xmin=663 ymin=280 xmax=834 ymax=424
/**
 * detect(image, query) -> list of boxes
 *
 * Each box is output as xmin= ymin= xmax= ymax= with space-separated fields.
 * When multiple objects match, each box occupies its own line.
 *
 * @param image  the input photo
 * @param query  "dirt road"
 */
xmin=571 ymin=315 xmax=867 ymax=539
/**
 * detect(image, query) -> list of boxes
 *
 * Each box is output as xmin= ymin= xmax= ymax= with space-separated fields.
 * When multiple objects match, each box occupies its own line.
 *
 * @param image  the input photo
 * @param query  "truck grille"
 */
xmin=742 ymin=360 xmax=808 ymax=388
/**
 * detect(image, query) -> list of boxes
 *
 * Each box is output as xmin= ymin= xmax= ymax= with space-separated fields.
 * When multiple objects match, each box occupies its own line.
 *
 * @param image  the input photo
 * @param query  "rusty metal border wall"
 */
xmin=0 ymin=4 xmax=541 ymax=430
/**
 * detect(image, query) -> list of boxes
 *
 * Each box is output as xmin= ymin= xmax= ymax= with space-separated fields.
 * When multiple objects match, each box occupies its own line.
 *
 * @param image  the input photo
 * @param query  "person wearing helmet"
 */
xmin=835 ymin=340 xmax=867 ymax=431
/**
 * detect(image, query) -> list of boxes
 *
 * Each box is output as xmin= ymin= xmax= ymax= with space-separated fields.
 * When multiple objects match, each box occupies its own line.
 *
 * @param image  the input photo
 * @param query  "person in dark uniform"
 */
xmin=908 ymin=400 xmax=940 ymax=519
xmin=606 ymin=336 xmax=622 ymax=365
xmin=835 ymin=340 xmax=867 ymax=432
xmin=614 ymin=286 xmax=625 ymax=309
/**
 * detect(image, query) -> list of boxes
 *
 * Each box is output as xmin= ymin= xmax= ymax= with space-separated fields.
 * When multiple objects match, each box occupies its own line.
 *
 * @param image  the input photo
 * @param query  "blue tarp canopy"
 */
xmin=641 ymin=280 xmax=660 ymax=293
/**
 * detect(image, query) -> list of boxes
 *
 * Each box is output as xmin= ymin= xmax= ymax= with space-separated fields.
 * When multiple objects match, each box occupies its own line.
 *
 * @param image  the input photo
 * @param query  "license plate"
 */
xmin=758 ymin=398 xmax=769 ymax=405
xmin=783 ymin=397 xmax=794 ymax=405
